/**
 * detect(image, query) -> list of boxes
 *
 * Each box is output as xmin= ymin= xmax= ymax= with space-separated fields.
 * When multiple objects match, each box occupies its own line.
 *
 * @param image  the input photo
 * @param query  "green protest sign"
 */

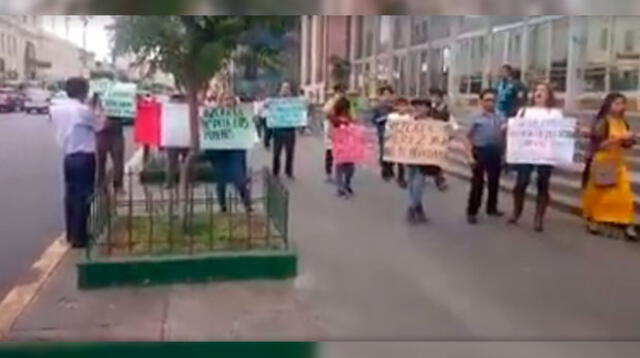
xmin=103 ymin=82 xmax=137 ymax=118
xmin=265 ymin=97 xmax=308 ymax=128
xmin=89 ymin=78 xmax=113 ymax=97
xmin=200 ymin=107 xmax=257 ymax=150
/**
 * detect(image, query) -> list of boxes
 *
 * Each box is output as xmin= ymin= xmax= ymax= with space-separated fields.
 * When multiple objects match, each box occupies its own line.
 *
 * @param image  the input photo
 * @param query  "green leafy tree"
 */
xmin=111 ymin=16 xmax=294 ymax=226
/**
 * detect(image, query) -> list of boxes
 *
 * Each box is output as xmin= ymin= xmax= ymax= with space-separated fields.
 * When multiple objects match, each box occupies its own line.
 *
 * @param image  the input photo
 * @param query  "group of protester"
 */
xmin=50 ymin=77 xmax=256 ymax=249
xmin=312 ymin=64 xmax=638 ymax=240
xmin=49 ymin=66 xmax=639 ymax=249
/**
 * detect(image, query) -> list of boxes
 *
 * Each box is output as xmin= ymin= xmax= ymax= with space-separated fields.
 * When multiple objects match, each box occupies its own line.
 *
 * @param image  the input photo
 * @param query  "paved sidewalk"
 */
xmin=7 ymin=134 xmax=640 ymax=343
xmin=8 ymin=251 xmax=321 ymax=341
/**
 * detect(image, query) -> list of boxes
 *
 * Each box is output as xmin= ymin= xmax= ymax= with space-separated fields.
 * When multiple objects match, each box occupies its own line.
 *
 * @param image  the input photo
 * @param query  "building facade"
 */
xmin=300 ymin=16 xmax=353 ymax=104
xmin=301 ymin=16 xmax=640 ymax=112
xmin=0 ymin=16 xmax=88 ymax=83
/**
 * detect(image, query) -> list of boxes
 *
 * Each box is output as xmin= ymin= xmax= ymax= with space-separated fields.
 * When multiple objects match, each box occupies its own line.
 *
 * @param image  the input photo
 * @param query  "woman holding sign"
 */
xmin=582 ymin=93 xmax=637 ymax=240
xmin=508 ymin=82 xmax=563 ymax=232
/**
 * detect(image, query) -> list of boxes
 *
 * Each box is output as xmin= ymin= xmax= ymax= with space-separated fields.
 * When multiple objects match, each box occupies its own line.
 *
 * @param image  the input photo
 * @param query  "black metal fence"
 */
xmin=87 ymin=167 xmax=290 ymax=260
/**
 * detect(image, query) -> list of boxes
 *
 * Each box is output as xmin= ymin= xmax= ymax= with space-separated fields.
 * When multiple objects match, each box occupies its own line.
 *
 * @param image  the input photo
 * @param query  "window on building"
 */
xmin=600 ymin=28 xmax=609 ymax=52
xmin=610 ymin=16 xmax=640 ymax=91
xmin=585 ymin=17 xmax=611 ymax=92
xmin=624 ymin=30 xmax=635 ymax=52
xmin=392 ymin=16 xmax=406 ymax=49
xmin=470 ymin=36 xmax=485 ymax=94
xmin=527 ymin=21 xmax=551 ymax=85
xmin=315 ymin=17 xmax=325 ymax=83
xmin=1 ymin=34 xmax=4 ymax=54
xmin=430 ymin=16 xmax=451 ymax=40
xmin=550 ymin=18 xmax=569 ymax=92
xmin=408 ymin=51 xmax=420 ymax=96
xmin=506 ymin=29 xmax=523 ymax=77
xmin=364 ymin=17 xmax=375 ymax=57
xmin=305 ymin=17 xmax=313 ymax=85
xmin=457 ymin=39 xmax=470 ymax=94
xmin=461 ymin=16 xmax=485 ymax=33
xmin=378 ymin=16 xmax=392 ymax=53
xmin=490 ymin=31 xmax=507 ymax=85
xmin=419 ymin=50 xmax=429 ymax=96
xmin=411 ymin=17 xmax=429 ymax=45
xmin=355 ymin=16 xmax=364 ymax=59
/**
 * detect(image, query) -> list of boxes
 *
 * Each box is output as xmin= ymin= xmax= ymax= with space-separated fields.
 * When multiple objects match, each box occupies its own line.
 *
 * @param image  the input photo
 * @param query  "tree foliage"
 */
xmin=110 ymin=16 xmax=295 ymax=93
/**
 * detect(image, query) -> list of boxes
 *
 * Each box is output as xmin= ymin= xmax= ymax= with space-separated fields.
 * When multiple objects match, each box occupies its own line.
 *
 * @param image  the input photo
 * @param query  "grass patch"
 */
xmin=97 ymin=212 xmax=284 ymax=257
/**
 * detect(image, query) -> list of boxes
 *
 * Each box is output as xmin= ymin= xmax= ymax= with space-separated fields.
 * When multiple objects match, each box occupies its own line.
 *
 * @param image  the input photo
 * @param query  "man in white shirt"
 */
xmin=50 ymin=77 xmax=98 ymax=248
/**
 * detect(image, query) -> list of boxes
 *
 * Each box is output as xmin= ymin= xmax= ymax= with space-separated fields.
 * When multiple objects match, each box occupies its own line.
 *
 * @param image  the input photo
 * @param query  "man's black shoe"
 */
xmin=487 ymin=210 xmax=504 ymax=217
xmin=467 ymin=215 xmax=478 ymax=225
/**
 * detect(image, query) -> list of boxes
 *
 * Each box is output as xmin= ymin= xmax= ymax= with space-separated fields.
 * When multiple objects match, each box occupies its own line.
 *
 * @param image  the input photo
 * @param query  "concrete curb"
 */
xmin=77 ymin=250 xmax=298 ymax=290
xmin=0 ymin=236 xmax=68 ymax=340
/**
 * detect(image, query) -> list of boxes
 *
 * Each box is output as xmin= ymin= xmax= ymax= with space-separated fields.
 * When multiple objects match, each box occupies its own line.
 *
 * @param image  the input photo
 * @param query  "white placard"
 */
xmin=161 ymin=103 xmax=191 ymax=148
xmin=506 ymin=116 xmax=577 ymax=165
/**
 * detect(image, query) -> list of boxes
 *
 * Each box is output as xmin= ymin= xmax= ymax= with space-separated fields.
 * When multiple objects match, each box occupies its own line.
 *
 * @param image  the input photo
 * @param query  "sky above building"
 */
xmin=41 ymin=16 xmax=113 ymax=62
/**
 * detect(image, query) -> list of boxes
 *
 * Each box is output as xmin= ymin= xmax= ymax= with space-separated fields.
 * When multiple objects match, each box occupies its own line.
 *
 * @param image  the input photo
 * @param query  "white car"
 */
xmin=24 ymin=89 xmax=51 ymax=114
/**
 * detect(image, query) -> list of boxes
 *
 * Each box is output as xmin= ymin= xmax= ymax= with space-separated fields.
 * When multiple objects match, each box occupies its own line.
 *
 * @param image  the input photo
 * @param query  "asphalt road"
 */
xmin=0 ymin=112 xmax=134 ymax=299
xmin=253 ymin=134 xmax=640 ymax=341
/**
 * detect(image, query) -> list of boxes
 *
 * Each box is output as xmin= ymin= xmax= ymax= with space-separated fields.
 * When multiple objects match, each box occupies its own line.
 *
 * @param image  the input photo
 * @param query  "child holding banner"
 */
xmin=405 ymin=99 xmax=439 ymax=223
xmin=329 ymin=97 xmax=363 ymax=198
xmin=385 ymin=98 xmax=410 ymax=189
xmin=508 ymin=82 xmax=563 ymax=232
xmin=582 ymin=93 xmax=637 ymax=240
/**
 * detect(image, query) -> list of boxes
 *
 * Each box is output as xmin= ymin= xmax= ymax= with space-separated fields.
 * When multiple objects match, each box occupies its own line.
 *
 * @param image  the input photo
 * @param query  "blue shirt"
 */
xmin=468 ymin=111 xmax=506 ymax=148
xmin=496 ymin=79 xmax=520 ymax=117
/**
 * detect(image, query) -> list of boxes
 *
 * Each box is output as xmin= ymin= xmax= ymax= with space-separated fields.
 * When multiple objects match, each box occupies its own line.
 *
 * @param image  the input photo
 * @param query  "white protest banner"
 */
xmin=506 ymin=117 xmax=576 ymax=165
xmin=161 ymin=103 xmax=191 ymax=148
xmin=200 ymin=107 xmax=257 ymax=150
xmin=103 ymin=82 xmax=137 ymax=118
xmin=265 ymin=97 xmax=308 ymax=128
xmin=383 ymin=118 xmax=450 ymax=166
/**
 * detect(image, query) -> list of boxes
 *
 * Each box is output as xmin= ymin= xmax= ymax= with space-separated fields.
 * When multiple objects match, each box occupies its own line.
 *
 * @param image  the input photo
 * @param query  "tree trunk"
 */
xmin=179 ymin=86 xmax=201 ymax=231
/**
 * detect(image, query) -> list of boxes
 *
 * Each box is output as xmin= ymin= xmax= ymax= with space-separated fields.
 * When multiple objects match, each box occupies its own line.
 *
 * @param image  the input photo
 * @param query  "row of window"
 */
xmin=353 ymin=16 xmax=640 ymax=96
xmin=0 ymin=32 xmax=19 ymax=56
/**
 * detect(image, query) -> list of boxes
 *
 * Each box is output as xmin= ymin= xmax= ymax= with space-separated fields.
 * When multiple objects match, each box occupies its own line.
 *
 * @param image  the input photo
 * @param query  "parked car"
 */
xmin=0 ymin=87 xmax=23 ymax=112
xmin=24 ymin=88 xmax=51 ymax=114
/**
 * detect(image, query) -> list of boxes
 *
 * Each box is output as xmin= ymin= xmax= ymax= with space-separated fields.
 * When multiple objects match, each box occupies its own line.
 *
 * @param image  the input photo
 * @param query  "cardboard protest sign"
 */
xmin=265 ymin=97 xmax=308 ymax=128
xmin=331 ymin=124 xmax=375 ymax=164
xmin=103 ymin=82 xmax=137 ymax=118
xmin=160 ymin=103 xmax=191 ymax=148
xmin=506 ymin=117 xmax=576 ymax=165
xmin=134 ymin=99 xmax=162 ymax=146
xmin=383 ymin=118 xmax=450 ymax=166
xmin=200 ymin=107 xmax=257 ymax=150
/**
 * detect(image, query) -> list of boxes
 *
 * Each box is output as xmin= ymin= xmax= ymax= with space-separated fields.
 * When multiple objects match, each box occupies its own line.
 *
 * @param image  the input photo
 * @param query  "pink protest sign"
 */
xmin=331 ymin=124 xmax=375 ymax=165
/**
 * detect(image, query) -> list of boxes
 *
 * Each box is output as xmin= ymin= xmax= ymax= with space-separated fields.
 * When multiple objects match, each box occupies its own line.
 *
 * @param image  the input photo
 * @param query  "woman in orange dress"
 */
xmin=582 ymin=93 xmax=637 ymax=239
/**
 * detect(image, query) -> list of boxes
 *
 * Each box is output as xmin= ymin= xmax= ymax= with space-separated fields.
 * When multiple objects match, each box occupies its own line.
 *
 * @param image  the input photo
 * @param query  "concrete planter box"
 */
xmin=77 ymin=248 xmax=297 ymax=290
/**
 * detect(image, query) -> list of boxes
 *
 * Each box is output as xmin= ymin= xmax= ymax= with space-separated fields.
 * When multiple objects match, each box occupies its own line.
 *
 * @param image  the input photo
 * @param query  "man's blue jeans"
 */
xmin=408 ymin=166 xmax=426 ymax=209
